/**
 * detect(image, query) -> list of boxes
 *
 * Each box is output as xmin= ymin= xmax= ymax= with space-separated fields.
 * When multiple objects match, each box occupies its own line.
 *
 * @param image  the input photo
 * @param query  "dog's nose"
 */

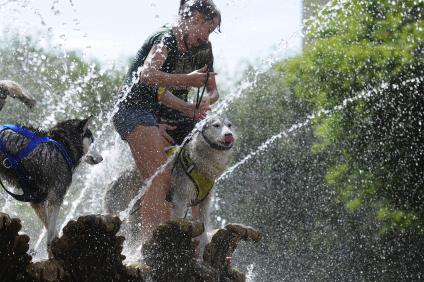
xmin=224 ymin=133 xmax=234 ymax=143
xmin=85 ymin=153 xmax=103 ymax=165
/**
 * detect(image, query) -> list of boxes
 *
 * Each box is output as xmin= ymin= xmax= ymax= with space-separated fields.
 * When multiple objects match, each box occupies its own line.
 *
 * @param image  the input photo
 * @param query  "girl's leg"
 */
xmin=126 ymin=124 xmax=172 ymax=241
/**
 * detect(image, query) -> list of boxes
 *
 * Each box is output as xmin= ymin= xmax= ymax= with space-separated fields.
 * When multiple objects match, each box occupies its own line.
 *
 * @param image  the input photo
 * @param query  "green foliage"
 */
xmin=285 ymin=0 xmax=424 ymax=232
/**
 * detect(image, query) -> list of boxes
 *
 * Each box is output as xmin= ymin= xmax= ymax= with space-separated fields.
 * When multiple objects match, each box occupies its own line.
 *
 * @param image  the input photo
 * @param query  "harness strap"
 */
xmin=0 ymin=133 xmax=45 ymax=202
xmin=0 ymin=124 xmax=75 ymax=202
xmin=179 ymin=147 xmax=214 ymax=205
xmin=0 ymin=124 xmax=75 ymax=169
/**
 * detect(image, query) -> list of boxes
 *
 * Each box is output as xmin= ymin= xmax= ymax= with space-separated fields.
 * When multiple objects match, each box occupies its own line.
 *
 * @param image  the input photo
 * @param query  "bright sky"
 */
xmin=0 ymin=0 xmax=303 ymax=74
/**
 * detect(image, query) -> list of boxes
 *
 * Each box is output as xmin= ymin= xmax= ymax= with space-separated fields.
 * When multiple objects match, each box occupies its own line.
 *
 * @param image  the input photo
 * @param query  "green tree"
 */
xmin=283 ymin=0 xmax=424 ymax=278
xmin=0 ymin=32 xmax=123 ymax=126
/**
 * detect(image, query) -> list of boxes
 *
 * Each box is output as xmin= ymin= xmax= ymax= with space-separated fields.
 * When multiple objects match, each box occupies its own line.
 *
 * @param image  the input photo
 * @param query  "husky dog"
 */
xmin=0 ymin=81 xmax=102 ymax=255
xmin=0 ymin=80 xmax=36 ymax=111
xmin=104 ymin=115 xmax=235 ymax=254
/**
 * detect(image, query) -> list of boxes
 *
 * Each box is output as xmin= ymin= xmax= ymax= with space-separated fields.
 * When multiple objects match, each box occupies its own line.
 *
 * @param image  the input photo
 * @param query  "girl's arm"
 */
xmin=205 ymin=72 xmax=219 ymax=105
xmin=159 ymin=88 xmax=210 ymax=121
xmin=139 ymin=44 xmax=215 ymax=88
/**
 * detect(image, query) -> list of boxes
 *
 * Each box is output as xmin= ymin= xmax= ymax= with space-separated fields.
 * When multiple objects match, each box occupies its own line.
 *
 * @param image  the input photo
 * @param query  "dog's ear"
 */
xmin=79 ymin=116 xmax=93 ymax=132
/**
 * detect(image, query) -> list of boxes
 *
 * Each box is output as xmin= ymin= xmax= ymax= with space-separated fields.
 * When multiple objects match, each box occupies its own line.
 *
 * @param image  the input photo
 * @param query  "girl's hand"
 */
xmin=158 ymin=123 xmax=176 ymax=145
xmin=182 ymin=101 xmax=210 ymax=121
xmin=206 ymin=71 xmax=216 ymax=89
xmin=187 ymin=65 xmax=216 ymax=87
xmin=193 ymin=101 xmax=210 ymax=121
xmin=200 ymin=95 xmax=211 ymax=108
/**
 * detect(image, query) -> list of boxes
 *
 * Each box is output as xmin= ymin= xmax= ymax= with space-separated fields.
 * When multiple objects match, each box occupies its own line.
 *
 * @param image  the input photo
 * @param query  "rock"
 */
xmin=203 ymin=224 xmax=262 ymax=282
xmin=126 ymin=262 xmax=152 ymax=280
xmin=50 ymin=214 xmax=136 ymax=281
xmin=0 ymin=212 xmax=260 ymax=281
xmin=142 ymin=219 xmax=203 ymax=282
xmin=143 ymin=219 xmax=262 ymax=282
xmin=28 ymin=260 xmax=65 ymax=281
xmin=0 ymin=212 xmax=32 ymax=281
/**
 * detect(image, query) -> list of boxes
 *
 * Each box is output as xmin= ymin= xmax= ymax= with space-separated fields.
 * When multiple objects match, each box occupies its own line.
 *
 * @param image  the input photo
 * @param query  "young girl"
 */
xmin=113 ymin=0 xmax=221 ymax=241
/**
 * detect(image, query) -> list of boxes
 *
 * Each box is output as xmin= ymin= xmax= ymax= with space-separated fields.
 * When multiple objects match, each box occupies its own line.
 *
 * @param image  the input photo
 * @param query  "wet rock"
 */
xmin=126 ymin=262 xmax=152 ymax=280
xmin=143 ymin=219 xmax=205 ymax=282
xmin=204 ymin=224 xmax=262 ymax=270
xmin=28 ymin=260 xmax=65 ymax=281
xmin=50 ymin=214 xmax=139 ymax=282
xmin=0 ymin=213 xmax=260 ymax=281
xmin=0 ymin=212 xmax=32 ymax=281
xmin=143 ymin=219 xmax=261 ymax=282
xmin=203 ymin=224 xmax=262 ymax=282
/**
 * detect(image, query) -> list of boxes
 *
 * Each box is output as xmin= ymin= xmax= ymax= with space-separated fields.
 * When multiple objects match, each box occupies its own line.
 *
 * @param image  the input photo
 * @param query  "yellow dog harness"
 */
xmin=166 ymin=146 xmax=214 ymax=204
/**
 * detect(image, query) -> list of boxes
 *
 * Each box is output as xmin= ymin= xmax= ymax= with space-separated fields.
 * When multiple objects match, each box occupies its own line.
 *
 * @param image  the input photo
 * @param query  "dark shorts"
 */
xmin=113 ymin=106 xmax=158 ymax=140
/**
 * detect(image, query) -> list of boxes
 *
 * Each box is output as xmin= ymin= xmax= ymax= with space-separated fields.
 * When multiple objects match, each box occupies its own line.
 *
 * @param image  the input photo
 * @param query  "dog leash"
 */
xmin=192 ymin=68 xmax=210 ymax=123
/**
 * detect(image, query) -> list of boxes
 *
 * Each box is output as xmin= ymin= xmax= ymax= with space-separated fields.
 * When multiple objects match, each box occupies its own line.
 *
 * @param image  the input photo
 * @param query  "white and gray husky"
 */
xmin=0 ymin=80 xmax=102 ymax=254
xmin=104 ymin=115 xmax=236 ymax=255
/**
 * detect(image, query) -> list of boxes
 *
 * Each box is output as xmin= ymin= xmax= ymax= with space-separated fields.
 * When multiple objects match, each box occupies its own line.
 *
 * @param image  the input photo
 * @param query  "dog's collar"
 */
xmin=200 ymin=127 xmax=233 ymax=151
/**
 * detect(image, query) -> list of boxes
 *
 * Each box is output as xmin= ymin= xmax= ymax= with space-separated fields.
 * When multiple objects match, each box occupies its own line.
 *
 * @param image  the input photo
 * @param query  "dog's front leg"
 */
xmin=45 ymin=200 xmax=61 ymax=258
xmin=170 ymin=196 xmax=186 ymax=219
xmin=197 ymin=193 xmax=212 ymax=258
xmin=31 ymin=202 xmax=49 ymax=227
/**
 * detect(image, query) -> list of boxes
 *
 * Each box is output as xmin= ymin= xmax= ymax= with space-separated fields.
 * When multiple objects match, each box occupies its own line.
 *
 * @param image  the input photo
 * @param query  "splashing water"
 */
xmin=218 ymin=82 xmax=393 ymax=183
xmin=246 ymin=263 xmax=257 ymax=282
xmin=1 ymin=0 xmax=311 ymax=262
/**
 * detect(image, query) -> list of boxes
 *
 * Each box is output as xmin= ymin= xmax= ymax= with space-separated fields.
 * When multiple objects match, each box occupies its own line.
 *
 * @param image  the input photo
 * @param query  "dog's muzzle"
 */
xmin=85 ymin=150 xmax=103 ymax=165
xmin=223 ymin=133 xmax=234 ymax=146
xmin=201 ymin=130 xmax=234 ymax=151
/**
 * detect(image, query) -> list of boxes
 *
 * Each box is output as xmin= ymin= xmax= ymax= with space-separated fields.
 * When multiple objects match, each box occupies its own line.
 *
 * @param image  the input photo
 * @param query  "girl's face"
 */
xmin=185 ymin=13 xmax=219 ymax=49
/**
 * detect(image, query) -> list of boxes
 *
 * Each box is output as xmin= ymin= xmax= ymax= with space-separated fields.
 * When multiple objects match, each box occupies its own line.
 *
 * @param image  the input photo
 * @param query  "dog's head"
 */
xmin=51 ymin=117 xmax=103 ymax=165
xmin=199 ymin=115 xmax=236 ymax=150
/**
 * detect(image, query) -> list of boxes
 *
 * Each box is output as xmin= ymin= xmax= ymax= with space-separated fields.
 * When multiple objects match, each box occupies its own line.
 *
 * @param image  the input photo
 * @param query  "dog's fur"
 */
xmin=104 ymin=115 xmax=235 ymax=254
xmin=0 ymin=81 xmax=102 ymax=253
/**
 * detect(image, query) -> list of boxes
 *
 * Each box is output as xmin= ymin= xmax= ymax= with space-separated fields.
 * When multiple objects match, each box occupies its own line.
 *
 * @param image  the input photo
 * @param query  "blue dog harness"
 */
xmin=0 ymin=124 xmax=75 ymax=202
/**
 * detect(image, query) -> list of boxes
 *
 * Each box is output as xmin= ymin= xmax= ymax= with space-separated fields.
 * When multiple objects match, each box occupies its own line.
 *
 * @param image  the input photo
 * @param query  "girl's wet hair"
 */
xmin=179 ymin=0 xmax=221 ymax=31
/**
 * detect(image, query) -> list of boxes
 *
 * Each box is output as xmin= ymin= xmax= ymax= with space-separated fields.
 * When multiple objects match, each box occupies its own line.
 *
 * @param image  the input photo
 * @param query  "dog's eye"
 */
xmin=213 ymin=124 xmax=220 ymax=128
xmin=227 ymin=123 xmax=232 ymax=128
